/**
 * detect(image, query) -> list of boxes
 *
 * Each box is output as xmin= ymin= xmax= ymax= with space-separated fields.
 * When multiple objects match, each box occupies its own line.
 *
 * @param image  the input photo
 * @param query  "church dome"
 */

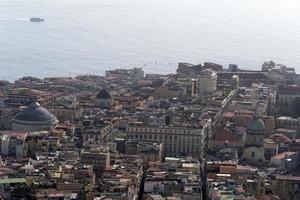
xmin=12 ymin=102 xmax=58 ymax=132
xmin=96 ymin=89 xmax=111 ymax=99
xmin=247 ymin=117 xmax=265 ymax=132
xmin=14 ymin=102 xmax=57 ymax=123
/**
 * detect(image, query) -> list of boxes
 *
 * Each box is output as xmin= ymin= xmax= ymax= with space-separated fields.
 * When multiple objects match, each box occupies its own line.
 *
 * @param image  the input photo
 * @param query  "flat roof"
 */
xmin=277 ymin=116 xmax=298 ymax=120
xmin=276 ymin=128 xmax=297 ymax=133
xmin=0 ymin=178 xmax=27 ymax=184
xmin=272 ymin=151 xmax=297 ymax=160
xmin=276 ymin=175 xmax=300 ymax=181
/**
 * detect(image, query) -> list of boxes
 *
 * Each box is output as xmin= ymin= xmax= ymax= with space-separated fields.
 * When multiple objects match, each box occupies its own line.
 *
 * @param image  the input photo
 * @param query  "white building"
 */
xmin=271 ymin=151 xmax=298 ymax=171
xmin=198 ymin=69 xmax=217 ymax=96
xmin=0 ymin=132 xmax=27 ymax=159
xmin=1 ymin=135 xmax=9 ymax=156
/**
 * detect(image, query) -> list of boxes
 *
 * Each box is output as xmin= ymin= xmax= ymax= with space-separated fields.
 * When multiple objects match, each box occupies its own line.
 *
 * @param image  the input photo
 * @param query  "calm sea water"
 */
xmin=0 ymin=0 xmax=300 ymax=81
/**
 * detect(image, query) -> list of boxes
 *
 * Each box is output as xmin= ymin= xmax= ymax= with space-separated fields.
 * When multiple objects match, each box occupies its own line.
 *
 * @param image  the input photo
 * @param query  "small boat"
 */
xmin=30 ymin=17 xmax=44 ymax=22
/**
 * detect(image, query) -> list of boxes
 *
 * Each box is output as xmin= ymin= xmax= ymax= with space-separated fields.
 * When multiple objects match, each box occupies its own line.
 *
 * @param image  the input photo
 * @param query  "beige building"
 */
xmin=153 ymin=86 xmax=177 ymax=99
xmin=126 ymin=124 xmax=210 ymax=158
xmin=80 ymin=146 xmax=110 ymax=178
xmin=233 ymin=111 xmax=274 ymax=136
xmin=198 ymin=69 xmax=217 ymax=96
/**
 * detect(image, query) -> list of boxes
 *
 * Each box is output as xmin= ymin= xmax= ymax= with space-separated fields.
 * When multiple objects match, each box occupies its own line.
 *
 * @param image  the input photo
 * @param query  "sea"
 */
xmin=0 ymin=0 xmax=300 ymax=81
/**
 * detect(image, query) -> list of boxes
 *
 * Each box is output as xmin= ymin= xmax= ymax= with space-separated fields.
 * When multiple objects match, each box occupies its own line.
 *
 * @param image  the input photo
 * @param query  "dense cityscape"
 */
xmin=0 ymin=61 xmax=299 ymax=200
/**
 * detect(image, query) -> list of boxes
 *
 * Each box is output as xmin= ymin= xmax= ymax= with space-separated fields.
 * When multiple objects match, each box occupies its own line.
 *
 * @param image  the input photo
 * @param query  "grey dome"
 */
xmin=96 ymin=89 xmax=111 ymax=99
xmin=14 ymin=102 xmax=57 ymax=122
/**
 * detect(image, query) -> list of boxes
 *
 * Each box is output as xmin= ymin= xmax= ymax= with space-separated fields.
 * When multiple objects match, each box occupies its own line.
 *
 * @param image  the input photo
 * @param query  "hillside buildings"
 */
xmin=0 ymin=61 xmax=298 ymax=199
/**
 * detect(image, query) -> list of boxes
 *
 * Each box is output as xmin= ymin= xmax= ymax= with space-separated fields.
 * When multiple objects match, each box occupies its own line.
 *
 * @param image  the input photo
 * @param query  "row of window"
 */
xmin=128 ymin=128 xmax=193 ymax=134
xmin=164 ymin=146 xmax=198 ymax=154
xmin=165 ymin=143 xmax=196 ymax=150
xmin=84 ymin=134 xmax=100 ymax=140
xmin=128 ymin=133 xmax=201 ymax=143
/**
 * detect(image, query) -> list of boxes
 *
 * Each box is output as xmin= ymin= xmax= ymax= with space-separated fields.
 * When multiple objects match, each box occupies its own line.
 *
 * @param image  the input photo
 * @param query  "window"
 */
xmin=251 ymin=151 xmax=255 ymax=158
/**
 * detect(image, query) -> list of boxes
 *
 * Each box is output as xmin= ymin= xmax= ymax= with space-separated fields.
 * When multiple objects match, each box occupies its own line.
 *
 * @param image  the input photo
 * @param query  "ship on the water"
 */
xmin=30 ymin=17 xmax=44 ymax=22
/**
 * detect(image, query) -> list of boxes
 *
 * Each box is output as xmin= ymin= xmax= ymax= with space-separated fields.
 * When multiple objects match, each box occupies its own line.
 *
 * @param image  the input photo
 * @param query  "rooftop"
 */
xmin=272 ymin=151 xmax=297 ymax=160
xmin=14 ymin=102 xmax=57 ymax=123
xmin=0 ymin=178 xmax=27 ymax=184
xmin=96 ymin=89 xmax=111 ymax=99
xmin=276 ymin=175 xmax=300 ymax=181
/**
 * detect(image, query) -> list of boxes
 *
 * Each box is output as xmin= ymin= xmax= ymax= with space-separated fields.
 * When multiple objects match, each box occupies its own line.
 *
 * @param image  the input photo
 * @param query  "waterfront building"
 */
xmin=203 ymin=62 xmax=223 ymax=71
xmin=217 ymin=72 xmax=272 ymax=87
xmin=176 ymin=62 xmax=202 ymax=78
